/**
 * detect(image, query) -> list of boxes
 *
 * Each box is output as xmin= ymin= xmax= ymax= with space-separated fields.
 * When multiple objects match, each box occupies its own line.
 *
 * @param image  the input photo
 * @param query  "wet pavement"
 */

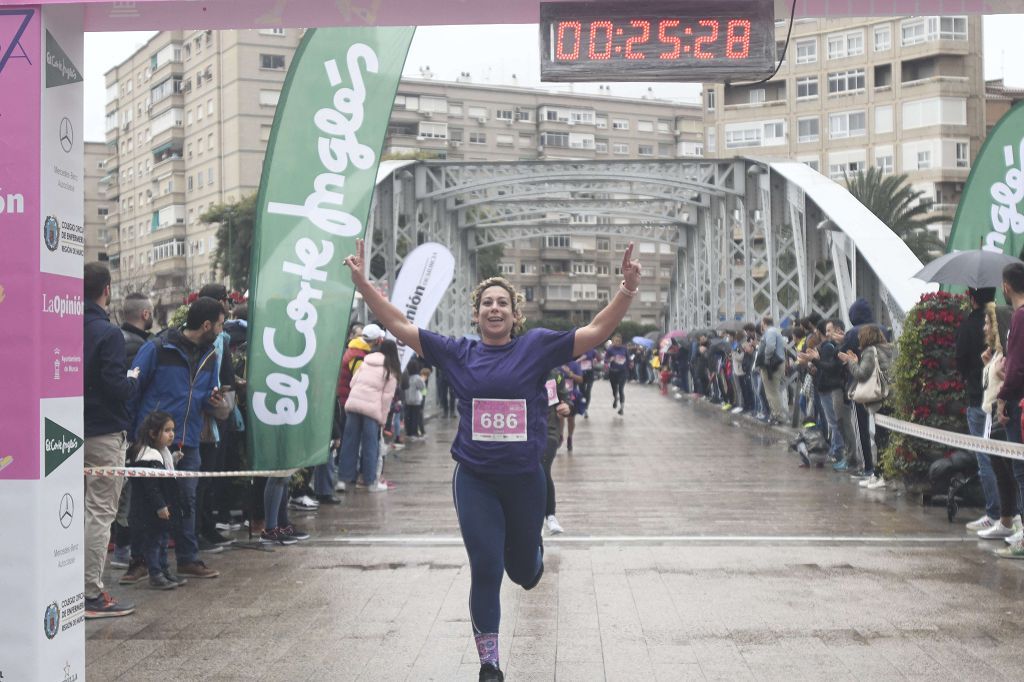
xmin=86 ymin=383 xmax=1024 ymax=681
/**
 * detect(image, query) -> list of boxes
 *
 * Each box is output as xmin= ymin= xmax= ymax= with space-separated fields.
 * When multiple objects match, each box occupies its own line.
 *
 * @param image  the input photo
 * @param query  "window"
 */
xmin=917 ymin=150 xmax=931 ymax=170
xmin=545 ymin=235 xmax=571 ymax=249
xmin=657 ymin=120 xmax=671 ymax=133
xmin=678 ymin=141 xmax=703 ymax=157
xmin=829 ymin=111 xmax=866 ymax=139
xmin=828 ymin=69 xmax=866 ymax=95
xmin=519 ymin=134 xmax=533 ymax=147
xmin=749 ymin=89 xmax=766 ymax=104
xmin=597 ymin=264 xmax=610 ymax=275
xmin=612 ymin=143 xmax=629 ymax=154
xmin=468 ymin=131 xmax=487 ymax=144
xmin=829 ymin=160 xmax=864 ymax=180
xmin=520 ymin=263 xmax=538 ymax=274
xmin=725 ymin=120 xmax=785 ymax=148
xmin=515 ymin=109 xmax=532 ymax=122
xmin=498 ymin=263 xmax=514 ymax=275
xmin=797 ymin=117 xmax=819 ymax=143
xmin=260 ymin=54 xmax=286 ymax=70
xmin=571 ymin=111 xmax=595 ymax=125
xmin=595 ymin=115 xmax=608 ymax=128
xmin=706 ymin=90 xmax=716 ymax=111
xmin=795 ymin=38 xmax=817 ymax=64
xmin=467 ymin=106 xmax=487 ymax=119
xmin=638 ymin=144 xmax=654 ymax=156
xmin=187 ymin=175 xmax=194 ymax=191
xmin=875 ymin=105 xmax=893 ymax=134
xmin=658 ymin=142 xmax=674 ymax=156
xmin=573 ymin=262 xmax=596 ymax=275
xmin=569 ymin=133 xmax=594 ymax=149
xmin=955 ymin=142 xmax=969 ymax=168
xmin=939 ymin=16 xmax=968 ymax=40
xmin=902 ymin=97 xmax=966 ymax=129
xmin=637 ymin=120 xmax=654 ymax=133
xmin=796 ymin=76 xmax=818 ymax=99
xmin=449 ymin=103 xmax=463 ymax=117
xmin=611 ymin=118 xmax=629 ymax=130
xmin=874 ymin=24 xmax=891 ymax=51
xmin=418 ymin=122 xmax=448 ymax=139
xmin=597 ymin=238 xmax=610 ymax=251
xmin=419 ymin=96 xmax=447 ymax=114
xmin=491 ymin=108 xmax=512 ymax=122
xmin=827 ymin=30 xmax=864 ymax=59
xmin=208 ymin=133 xmax=214 ymax=150
xmin=706 ymin=128 xmax=716 ymax=154
xmin=496 ymin=133 xmax=514 ymax=147
xmin=208 ymin=99 xmax=214 ymax=116
xmin=541 ymin=132 xmax=569 ymax=148
xmin=259 ymin=89 xmax=280 ymax=107
xmin=595 ymin=140 xmax=608 ymax=153
xmin=876 ymin=154 xmax=894 ymax=174
xmin=902 ymin=18 xmax=926 ymax=45
xmin=259 ymin=28 xmax=286 ymax=36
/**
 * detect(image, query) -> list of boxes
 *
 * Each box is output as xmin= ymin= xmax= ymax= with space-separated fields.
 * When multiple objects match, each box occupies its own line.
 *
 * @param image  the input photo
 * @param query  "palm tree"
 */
xmin=844 ymin=167 xmax=946 ymax=262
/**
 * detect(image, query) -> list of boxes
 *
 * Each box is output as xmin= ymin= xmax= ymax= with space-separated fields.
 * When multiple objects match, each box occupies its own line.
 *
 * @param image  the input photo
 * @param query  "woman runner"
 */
xmin=344 ymin=239 xmax=642 ymax=682
xmin=606 ymin=333 xmax=630 ymax=415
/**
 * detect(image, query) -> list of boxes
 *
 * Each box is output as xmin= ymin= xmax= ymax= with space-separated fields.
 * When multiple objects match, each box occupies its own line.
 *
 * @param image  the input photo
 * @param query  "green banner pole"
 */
xmin=246 ymin=27 xmax=414 ymax=470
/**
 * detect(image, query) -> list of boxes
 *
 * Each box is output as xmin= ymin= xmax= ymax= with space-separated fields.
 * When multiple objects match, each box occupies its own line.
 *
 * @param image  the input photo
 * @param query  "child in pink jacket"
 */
xmin=338 ymin=339 xmax=401 ymax=492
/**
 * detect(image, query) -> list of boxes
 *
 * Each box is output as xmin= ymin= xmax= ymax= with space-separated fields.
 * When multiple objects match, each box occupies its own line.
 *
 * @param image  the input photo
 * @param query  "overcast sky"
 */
xmin=83 ymin=17 xmax=1024 ymax=141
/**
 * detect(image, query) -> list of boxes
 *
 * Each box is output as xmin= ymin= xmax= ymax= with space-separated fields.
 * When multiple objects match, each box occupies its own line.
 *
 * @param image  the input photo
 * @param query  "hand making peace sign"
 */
xmin=621 ymin=242 xmax=642 ymax=291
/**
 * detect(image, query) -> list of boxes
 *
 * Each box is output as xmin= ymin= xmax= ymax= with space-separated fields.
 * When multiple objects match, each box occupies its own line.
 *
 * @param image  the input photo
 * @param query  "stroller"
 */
xmin=928 ymin=450 xmax=982 ymax=522
xmin=789 ymin=424 xmax=829 ymax=467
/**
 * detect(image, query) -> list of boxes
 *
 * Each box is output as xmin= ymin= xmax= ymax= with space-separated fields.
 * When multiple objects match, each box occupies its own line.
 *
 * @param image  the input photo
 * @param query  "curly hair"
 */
xmin=471 ymin=276 xmax=526 ymax=336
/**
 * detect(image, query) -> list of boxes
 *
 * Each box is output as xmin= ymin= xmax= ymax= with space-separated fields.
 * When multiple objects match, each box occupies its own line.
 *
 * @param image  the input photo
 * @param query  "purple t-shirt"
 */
xmin=607 ymin=344 xmax=629 ymax=372
xmin=419 ymin=327 xmax=576 ymax=474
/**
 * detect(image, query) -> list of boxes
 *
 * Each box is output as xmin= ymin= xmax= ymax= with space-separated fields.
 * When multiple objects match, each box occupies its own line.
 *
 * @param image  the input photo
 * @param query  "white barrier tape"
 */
xmin=84 ymin=467 xmax=299 ymax=478
xmin=874 ymin=415 xmax=1024 ymax=462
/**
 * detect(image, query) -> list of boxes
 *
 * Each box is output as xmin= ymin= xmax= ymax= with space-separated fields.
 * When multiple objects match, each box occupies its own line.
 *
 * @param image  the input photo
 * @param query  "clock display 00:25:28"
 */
xmin=552 ymin=18 xmax=752 ymax=62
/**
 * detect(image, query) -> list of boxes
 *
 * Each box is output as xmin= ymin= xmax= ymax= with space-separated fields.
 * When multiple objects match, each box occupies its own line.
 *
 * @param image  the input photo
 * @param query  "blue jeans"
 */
xmin=819 ymin=389 xmax=844 ymax=457
xmin=313 ymin=448 xmax=337 ymax=497
xmin=453 ymin=463 xmax=546 ymax=635
xmin=173 ymin=446 xmax=200 ymax=565
xmin=338 ymin=411 xmax=380 ymax=485
xmin=144 ymin=526 xmax=170 ymax=577
xmin=966 ymin=406 xmax=1000 ymax=520
xmin=752 ymin=371 xmax=766 ymax=416
xmin=264 ymin=476 xmax=291 ymax=529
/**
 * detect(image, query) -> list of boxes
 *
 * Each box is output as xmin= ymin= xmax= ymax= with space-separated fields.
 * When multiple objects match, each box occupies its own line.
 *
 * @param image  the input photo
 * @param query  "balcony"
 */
xmin=152 ymin=189 xmax=186 ymax=212
xmin=151 ymin=255 xmax=187 ymax=275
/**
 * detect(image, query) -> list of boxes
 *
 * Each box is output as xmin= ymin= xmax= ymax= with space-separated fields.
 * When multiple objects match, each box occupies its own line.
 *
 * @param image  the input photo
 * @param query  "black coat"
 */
xmin=84 ymin=301 xmax=137 ymax=436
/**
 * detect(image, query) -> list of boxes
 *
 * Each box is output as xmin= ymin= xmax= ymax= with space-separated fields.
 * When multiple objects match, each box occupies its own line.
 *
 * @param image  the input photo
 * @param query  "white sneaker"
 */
xmin=334 ymin=481 xmax=346 ymax=493
xmin=546 ymin=515 xmax=564 ymax=535
xmin=978 ymin=522 xmax=1015 ymax=540
xmin=288 ymin=495 xmax=319 ymax=511
xmin=858 ymin=474 xmax=878 ymax=488
xmin=1005 ymin=528 xmax=1024 ymax=545
xmin=866 ymin=476 xmax=887 ymax=490
xmin=965 ymin=515 xmax=997 ymax=531
xmin=367 ymin=481 xmax=389 ymax=493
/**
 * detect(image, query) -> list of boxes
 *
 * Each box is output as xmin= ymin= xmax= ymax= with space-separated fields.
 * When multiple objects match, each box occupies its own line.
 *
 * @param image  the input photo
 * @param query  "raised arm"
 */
xmin=343 ymin=238 xmax=423 ymax=357
xmin=573 ymin=243 xmax=642 ymax=357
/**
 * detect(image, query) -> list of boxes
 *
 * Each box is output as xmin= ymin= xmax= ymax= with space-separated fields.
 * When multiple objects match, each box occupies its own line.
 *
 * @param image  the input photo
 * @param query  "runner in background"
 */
xmin=577 ymin=349 xmax=597 ymax=420
xmin=344 ymin=238 xmax=642 ymax=682
xmin=607 ymin=334 xmax=630 ymax=416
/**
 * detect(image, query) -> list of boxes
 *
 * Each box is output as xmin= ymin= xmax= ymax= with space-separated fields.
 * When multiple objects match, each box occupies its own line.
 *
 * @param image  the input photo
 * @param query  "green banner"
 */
xmin=247 ymin=27 xmax=414 ymax=470
xmin=947 ymin=101 xmax=1024 ymax=255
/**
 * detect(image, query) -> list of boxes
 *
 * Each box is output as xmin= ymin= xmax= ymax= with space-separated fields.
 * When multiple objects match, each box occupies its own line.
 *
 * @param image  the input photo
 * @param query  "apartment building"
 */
xmin=986 ymin=78 xmax=1024 ymax=133
xmin=704 ymin=16 xmax=986 ymax=237
xmin=84 ymin=141 xmax=111 ymax=264
xmin=92 ymin=29 xmax=703 ymax=326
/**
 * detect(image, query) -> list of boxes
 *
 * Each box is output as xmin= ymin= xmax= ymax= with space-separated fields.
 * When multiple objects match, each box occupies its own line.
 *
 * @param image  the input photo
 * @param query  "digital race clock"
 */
xmin=540 ymin=0 xmax=777 ymax=82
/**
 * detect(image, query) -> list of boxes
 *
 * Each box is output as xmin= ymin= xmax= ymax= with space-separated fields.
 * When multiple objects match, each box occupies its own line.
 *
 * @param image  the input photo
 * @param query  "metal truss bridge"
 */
xmin=366 ymin=159 xmax=931 ymax=337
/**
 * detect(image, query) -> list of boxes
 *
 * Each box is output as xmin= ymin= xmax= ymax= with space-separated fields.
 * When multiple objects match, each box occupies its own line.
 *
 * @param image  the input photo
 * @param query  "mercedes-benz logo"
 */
xmin=59 ymin=117 xmax=73 ymax=153
xmin=58 ymin=493 xmax=74 ymax=529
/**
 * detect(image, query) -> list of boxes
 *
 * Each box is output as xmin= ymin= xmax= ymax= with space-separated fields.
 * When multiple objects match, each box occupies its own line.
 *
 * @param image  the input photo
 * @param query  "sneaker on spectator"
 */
xmin=858 ymin=474 xmax=878 ymax=488
xmin=978 ymin=522 xmax=1016 ymax=540
xmin=84 ymin=592 xmax=135 ymax=619
xmin=288 ymin=495 xmax=319 ymax=511
xmin=148 ymin=573 xmax=177 ymax=590
xmin=1005 ymin=528 xmax=1024 ymax=545
xmin=198 ymin=538 xmax=224 ymax=554
xmin=391 ymin=441 xmax=406 ymax=450
xmin=316 ymin=494 xmax=341 ymax=505
xmin=335 ymin=481 xmax=347 ymax=493
xmin=966 ymin=515 xmax=997 ymax=531
xmin=260 ymin=527 xmax=298 ymax=545
xmin=866 ymin=476 xmax=887 ymax=490
xmin=177 ymin=561 xmax=220 ymax=579
xmin=280 ymin=524 xmax=310 ymax=541
xmin=110 ymin=546 xmax=130 ymax=569
xmin=205 ymin=531 xmax=235 ymax=546
xmin=163 ymin=571 xmax=188 ymax=587
xmin=546 ymin=515 xmax=564 ymax=534
xmin=119 ymin=560 xmax=149 ymax=586
xmin=832 ymin=461 xmax=849 ymax=472
xmin=215 ymin=521 xmax=242 ymax=532
xmin=367 ymin=480 xmax=390 ymax=492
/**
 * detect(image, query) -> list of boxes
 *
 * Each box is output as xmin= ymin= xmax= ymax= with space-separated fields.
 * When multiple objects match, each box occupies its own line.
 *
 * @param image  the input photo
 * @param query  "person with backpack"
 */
xmin=756 ymin=316 xmax=786 ymax=425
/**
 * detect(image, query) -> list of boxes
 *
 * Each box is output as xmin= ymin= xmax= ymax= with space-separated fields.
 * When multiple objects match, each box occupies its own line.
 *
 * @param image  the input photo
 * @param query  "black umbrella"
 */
xmin=913 ymin=249 xmax=1021 ymax=288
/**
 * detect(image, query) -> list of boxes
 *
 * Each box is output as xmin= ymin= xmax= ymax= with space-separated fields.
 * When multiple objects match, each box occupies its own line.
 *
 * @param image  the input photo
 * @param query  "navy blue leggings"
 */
xmin=452 ymin=463 xmax=546 ymax=634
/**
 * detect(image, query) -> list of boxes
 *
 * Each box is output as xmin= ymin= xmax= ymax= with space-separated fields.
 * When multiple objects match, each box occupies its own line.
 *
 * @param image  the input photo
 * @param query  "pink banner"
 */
xmin=0 ymin=5 xmax=40 ymax=480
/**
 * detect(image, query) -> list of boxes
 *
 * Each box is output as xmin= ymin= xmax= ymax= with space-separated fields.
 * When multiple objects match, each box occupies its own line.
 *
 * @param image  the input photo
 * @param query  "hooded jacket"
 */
xmin=842 ymin=298 xmax=876 ymax=353
xmin=344 ymin=352 xmax=398 ymax=425
xmin=130 ymin=328 xmax=220 ymax=449
xmin=130 ymin=445 xmax=177 ymax=520
xmin=337 ymin=336 xmax=373 ymax=404
xmin=84 ymin=301 xmax=137 ymax=436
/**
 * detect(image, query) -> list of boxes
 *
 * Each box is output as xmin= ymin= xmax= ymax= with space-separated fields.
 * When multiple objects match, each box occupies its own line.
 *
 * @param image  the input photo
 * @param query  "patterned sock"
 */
xmin=475 ymin=633 xmax=499 ymax=668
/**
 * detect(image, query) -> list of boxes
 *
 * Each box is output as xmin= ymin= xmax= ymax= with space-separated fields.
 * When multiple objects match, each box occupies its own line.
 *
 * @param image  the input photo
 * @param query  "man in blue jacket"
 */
xmin=757 ymin=315 xmax=787 ymax=425
xmin=83 ymin=262 xmax=138 ymax=619
xmin=131 ymin=296 xmax=228 ymax=580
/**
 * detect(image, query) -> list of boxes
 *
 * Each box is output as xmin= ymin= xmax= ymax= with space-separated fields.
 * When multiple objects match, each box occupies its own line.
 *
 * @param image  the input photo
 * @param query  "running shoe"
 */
xmin=546 ymin=515 xmax=564 ymax=534
xmin=865 ymin=476 xmax=887 ymax=490
xmin=260 ymin=527 xmax=298 ymax=545
xmin=965 ymin=515 xmax=997 ymax=531
xmin=335 ymin=481 xmax=347 ymax=493
xmin=993 ymin=538 xmax=1024 ymax=559
xmin=479 ymin=663 xmax=504 ymax=682
xmin=978 ymin=522 xmax=1015 ymax=540
xmin=367 ymin=480 xmax=390 ymax=492
xmin=858 ymin=474 xmax=878 ymax=488
xmin=612 ymin=400 xmax=618 ymax=409
xmin=566 ymin=436 xmax=573 ymax=452
xmin=288 ymin=495 xmax=319 ymax=511
xmin=110 ymin=546 xmax=131 ymax=569
xmin=1005 ymin=528 xmax=1024 ymax=546
xmin=618 ymin=406 xmax=624 ymax=416
xmin=84 ymin=592 xmax=135 ymax=619
xmin=832 ymin=461 xmax=849 ymax=472
xmin=280 ymin=524 xmax=310 ymax=541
